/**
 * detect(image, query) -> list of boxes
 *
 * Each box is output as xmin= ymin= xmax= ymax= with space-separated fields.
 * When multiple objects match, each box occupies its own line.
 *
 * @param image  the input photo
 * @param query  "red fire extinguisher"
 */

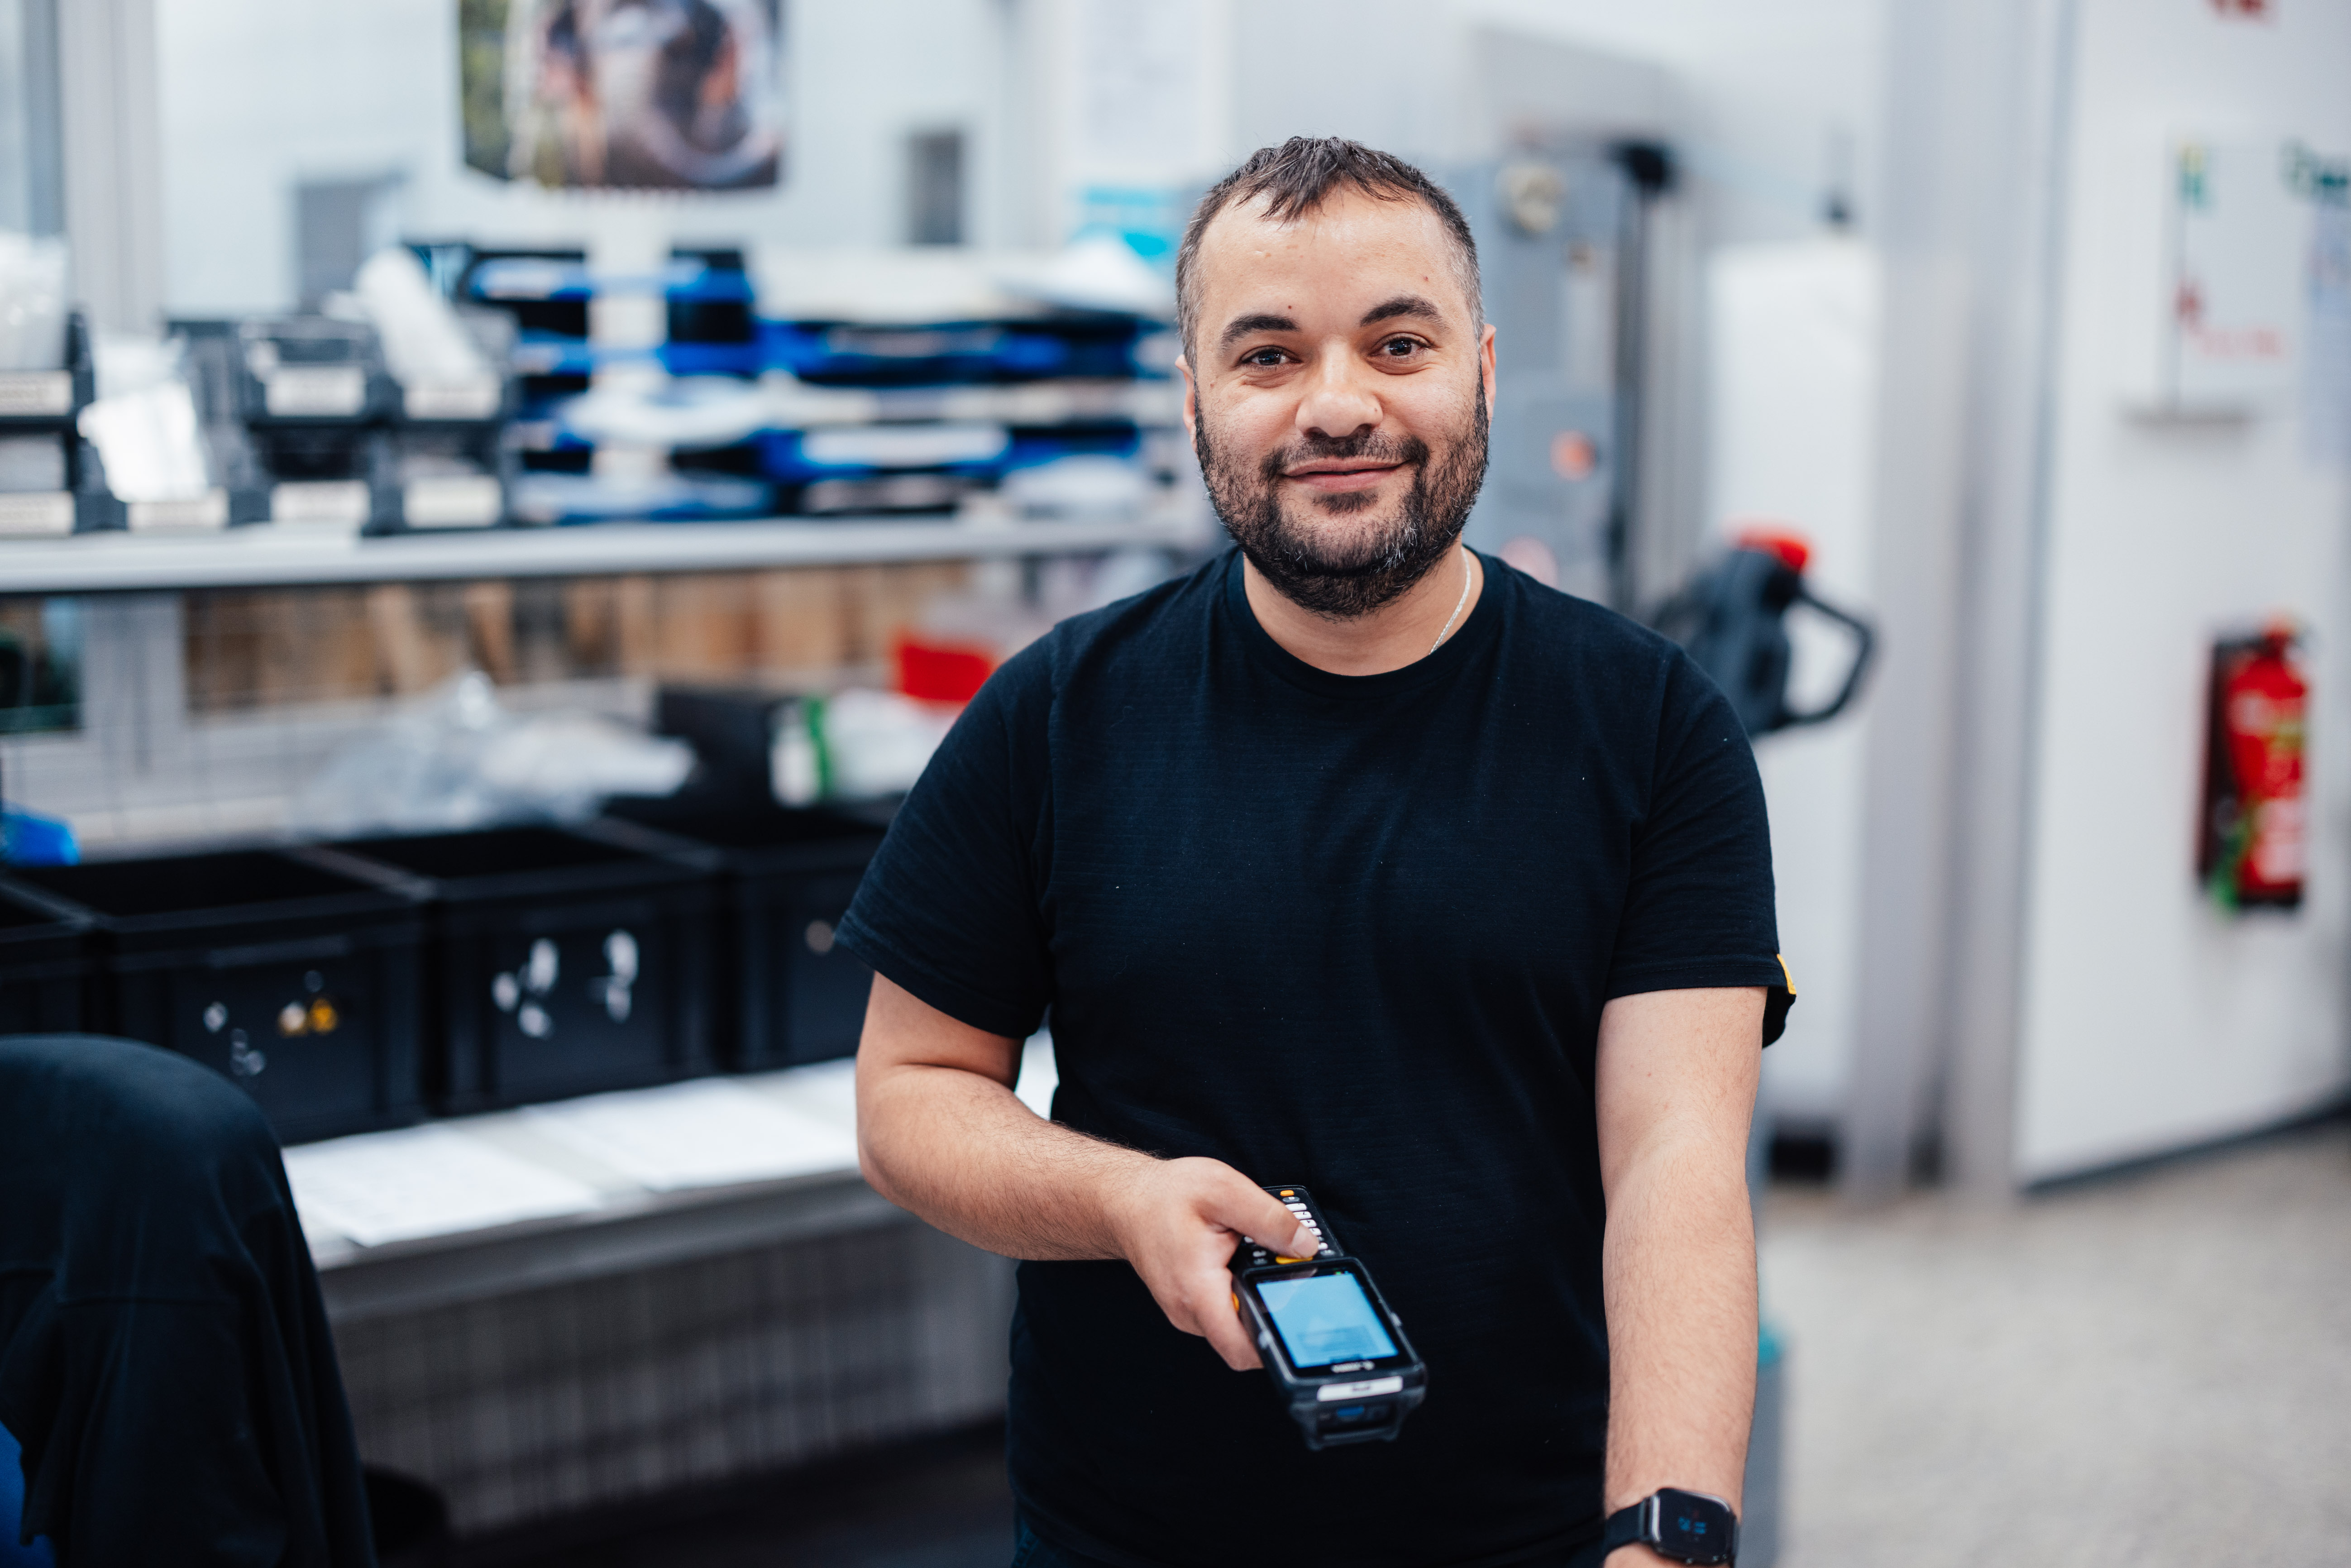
xmin=2198 ymin=621 xmax=2308 ymax=910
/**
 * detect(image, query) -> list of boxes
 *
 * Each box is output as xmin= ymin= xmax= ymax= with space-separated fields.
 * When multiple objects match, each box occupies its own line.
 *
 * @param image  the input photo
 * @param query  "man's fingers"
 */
xmin=1160 ymin=1277 xmax=1262 ymax=1370
xmin=1199 ymin=1281 xmax=1262 ymax=1370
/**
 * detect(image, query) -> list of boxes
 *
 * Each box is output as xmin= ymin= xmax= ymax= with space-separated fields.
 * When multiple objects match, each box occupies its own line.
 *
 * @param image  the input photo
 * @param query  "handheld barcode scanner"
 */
xmin=1231 ymin=1186 xmax=1427 ymax=1450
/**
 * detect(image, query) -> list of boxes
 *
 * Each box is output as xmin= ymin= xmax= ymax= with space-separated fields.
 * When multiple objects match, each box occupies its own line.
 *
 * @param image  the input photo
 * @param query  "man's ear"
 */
xmin=1176 ymin=356 xmax=1199 ymax=440
xmin=1479 ymin=323 xmax=1498 ymax=421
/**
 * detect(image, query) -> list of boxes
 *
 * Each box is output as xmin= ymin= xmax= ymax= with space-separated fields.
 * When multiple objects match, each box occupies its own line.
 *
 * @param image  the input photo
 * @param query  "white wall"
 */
xmin=153 ymin=0 xmax=1017 ymax=314
xmin=1709 ymin=241 xmax=1881 ymax=1132
xmin=0 ymin=0 xmax=38 ymax=233
xmin=2014 ymin=0 xmax=2351 ymax=1181
xmin=1458 ymin=0 xmax=1883 ymax=246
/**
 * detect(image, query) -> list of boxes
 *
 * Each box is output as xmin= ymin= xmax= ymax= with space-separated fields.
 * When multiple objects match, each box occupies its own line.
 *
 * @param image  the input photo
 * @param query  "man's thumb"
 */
xmin=1236 ymin=1187 xmax=1323 ymax=1262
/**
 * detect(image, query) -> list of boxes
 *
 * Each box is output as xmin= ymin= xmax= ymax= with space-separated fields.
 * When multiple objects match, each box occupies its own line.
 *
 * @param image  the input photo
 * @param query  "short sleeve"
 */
xmin=832 ymin=646 xmax=1055 ymax=1040
xmin=1602 ymin=653 xmax=1794 ymax=1044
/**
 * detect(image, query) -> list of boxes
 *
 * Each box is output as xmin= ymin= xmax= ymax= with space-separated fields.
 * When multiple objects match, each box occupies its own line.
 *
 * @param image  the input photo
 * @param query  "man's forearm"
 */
xmin=1601 ymin=1136 xmax=1757 ymax=1530
xmin=858 ymin=1058 xmax=1154 ymax=1261
xmin=854 ymin=974 xmax=1320 ymax=1369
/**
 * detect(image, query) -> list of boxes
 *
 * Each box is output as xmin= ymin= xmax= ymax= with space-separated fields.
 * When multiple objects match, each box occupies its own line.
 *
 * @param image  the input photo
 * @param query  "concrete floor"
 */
xmin=1760 ymin=1119 xmax=2351 ymax=1568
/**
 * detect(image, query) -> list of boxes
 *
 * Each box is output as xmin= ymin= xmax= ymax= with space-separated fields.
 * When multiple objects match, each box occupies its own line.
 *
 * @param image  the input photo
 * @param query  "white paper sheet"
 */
xmin=1015 ymin=1031 xmax=1057 ymax=1119
xmin=753 ymin=1033 xmax=1053 ymax=1129
xmin=2305 ymin=202 xmax=2351 ymax=467
xmin=285 ymin=1123 xmax=606 ymax=1248
xmin=518 ymin=1076 xmax=860 ymax=1191
xmin=757 ymin=1056 xmax=858 ymax=1130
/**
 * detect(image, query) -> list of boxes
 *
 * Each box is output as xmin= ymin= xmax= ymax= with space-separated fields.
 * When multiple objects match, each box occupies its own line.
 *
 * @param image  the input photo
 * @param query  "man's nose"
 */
xmin=1295 ymin=354 xmax=1382 ymax=443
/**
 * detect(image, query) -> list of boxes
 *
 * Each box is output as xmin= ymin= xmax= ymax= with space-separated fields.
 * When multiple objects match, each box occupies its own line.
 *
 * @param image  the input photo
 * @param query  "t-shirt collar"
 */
xmin=1219 ymin=543 xmax=1503 ymax=699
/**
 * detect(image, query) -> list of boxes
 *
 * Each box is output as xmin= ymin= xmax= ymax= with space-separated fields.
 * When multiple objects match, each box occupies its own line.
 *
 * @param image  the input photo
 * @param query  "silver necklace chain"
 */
xmin=1427 ymin=546 xmax=1475 ymax=655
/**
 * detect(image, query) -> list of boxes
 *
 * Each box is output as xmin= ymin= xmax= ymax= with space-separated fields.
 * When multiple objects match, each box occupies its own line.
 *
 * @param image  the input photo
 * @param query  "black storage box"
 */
xmin=0 ymin=850 xmax=427 ymax=1143
xmin=314 ymin=824 xmax=720 ymax=1111
xmin=0 ymin=881 xmax=93 ymax=1034
xmin=604 ymin=798 xmax=886 ymax=1070
xmin=237 ymin=316 xmax=389 ymax=425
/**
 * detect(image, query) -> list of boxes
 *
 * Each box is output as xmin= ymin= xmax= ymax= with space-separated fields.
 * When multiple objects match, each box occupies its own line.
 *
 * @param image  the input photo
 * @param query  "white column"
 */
xmin=56 ymin=0 xmax=164 ymax=333
xmin=1842 ymin=0 xmax=2080 ymax=1202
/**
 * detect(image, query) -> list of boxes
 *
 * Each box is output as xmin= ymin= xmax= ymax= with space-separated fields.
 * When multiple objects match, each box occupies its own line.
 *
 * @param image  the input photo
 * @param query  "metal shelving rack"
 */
xmin=0 ymin=510 xmax=1215 ymax=596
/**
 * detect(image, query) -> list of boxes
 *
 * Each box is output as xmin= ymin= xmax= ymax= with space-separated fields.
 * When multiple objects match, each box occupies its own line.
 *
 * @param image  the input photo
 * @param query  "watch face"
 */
xmin=1654 ymin=1489 xmax=1736 ymax=1564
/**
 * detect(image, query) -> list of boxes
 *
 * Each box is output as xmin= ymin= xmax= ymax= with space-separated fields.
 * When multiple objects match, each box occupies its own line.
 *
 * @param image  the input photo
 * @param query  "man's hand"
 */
xmin=1104 ymin=1157 xmax=1322 ymax=1370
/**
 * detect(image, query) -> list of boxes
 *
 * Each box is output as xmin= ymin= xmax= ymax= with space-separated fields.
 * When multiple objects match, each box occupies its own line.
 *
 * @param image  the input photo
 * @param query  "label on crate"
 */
xmin=401 ymin=379 xmax=502 ymax=421
xmin=0 ymin=491 xmax=74 ymax=536
xmin=403 ymin=474 xmax=503 ymax=528
xmin=510 ymin=342 xmax=571 ymax=376
xmin=802 ymin=422 xmax=1009 ymax=468
xmin=127 ymin=490 xmax=229 ymax=532
xmin=0 ymin=371 xmax=73 ymax=418
xmin=475 ymin=258 xmax=573 ymax=299
xmin=263 ymin=364 xmax=368 ymax=418
xmin=271 ymin=479 xmax=371 ymax=528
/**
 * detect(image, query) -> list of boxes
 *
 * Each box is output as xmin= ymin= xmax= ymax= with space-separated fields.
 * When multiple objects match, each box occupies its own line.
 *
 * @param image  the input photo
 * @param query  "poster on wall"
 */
xmin=2165 ymin=139 xmax=2304 ymax=408
xmin=2294 ymin=148 xmax=2351 ymax=467
xmin=459 ymin=0 xmax=785 ymax=191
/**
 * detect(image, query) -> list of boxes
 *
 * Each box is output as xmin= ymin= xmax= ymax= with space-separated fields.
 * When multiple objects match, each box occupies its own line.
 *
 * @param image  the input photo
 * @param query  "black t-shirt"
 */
xmin=837 ymin=549 xmax=1785 ymax=1568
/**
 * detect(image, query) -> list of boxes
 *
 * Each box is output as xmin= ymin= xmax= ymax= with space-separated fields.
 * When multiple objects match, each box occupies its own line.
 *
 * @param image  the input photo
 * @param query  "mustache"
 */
xmin=1257 ymin=429 xmax=1430 ymax=482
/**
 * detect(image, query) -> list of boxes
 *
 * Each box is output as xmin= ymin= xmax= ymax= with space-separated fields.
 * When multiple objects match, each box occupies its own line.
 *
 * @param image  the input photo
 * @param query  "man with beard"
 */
xmin=844 ymin=138 xmax=1789 ymax=1568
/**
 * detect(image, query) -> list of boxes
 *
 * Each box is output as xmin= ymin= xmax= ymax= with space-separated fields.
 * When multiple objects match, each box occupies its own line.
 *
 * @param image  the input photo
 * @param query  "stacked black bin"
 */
xmin=0 ymin=880 xmax=91 ymax=1033
xmin=0 ymin=311 xmax=123 ymax=535
xmin=314 ymin=823 xmax=720 ymax=1112
xmin=0 ymin=850 xmax=427 ymax=1143
xmin=603 ymin=798 xmax=887 ymax=1070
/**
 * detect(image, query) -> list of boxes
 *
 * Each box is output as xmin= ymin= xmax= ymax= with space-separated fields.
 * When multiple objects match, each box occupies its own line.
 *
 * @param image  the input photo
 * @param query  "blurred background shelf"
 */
xmin=0 ymin=511 xmax=1217 ymax=595
xmin=280 ymin=1049 xmax=1053 ymax=1535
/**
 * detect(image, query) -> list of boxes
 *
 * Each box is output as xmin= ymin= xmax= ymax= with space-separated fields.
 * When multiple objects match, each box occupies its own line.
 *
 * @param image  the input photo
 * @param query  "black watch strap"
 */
xmin=1600 ymin=1497 xmax=1653 ymax=1557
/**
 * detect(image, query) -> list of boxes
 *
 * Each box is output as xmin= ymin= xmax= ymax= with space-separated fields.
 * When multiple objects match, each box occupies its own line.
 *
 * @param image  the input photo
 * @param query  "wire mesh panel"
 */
xmin=333 ymin=1214 xmax=1014 ymax=1533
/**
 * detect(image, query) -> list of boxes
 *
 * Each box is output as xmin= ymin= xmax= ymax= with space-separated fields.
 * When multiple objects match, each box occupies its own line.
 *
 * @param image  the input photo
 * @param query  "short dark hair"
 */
xmin=1175 ymin=137 xmax=1482 ymax=364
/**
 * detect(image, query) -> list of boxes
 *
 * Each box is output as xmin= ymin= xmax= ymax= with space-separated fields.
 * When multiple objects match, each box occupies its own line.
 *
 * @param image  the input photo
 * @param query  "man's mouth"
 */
xmin=1283 ymin=461 xmax=1405 ymax=492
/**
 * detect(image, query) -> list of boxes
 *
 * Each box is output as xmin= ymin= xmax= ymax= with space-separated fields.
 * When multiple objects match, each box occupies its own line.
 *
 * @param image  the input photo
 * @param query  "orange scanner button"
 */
xmin=1273 ymin=1255 xmax=1304 ymax=1265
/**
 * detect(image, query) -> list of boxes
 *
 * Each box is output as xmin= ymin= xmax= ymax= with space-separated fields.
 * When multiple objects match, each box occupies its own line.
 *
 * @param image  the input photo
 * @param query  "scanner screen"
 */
xmin=1257 ymin=1272 xmax=1397 ymax=1368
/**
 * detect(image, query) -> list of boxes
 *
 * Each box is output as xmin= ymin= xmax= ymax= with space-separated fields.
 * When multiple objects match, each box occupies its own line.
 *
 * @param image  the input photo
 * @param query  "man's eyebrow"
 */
xmin=1218 ymin=312 xmax=1298 ymax=351
xmin=1360 ymin=294 xmax=1443 ymax=328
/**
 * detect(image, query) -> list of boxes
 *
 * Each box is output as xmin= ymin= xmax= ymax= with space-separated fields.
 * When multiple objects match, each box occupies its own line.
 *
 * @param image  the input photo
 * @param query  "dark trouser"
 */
xmin=1012 ymin=1512 xmax=1609 ymax=1568
xmin=0 ymin=1035 xmax=375 ymax=1567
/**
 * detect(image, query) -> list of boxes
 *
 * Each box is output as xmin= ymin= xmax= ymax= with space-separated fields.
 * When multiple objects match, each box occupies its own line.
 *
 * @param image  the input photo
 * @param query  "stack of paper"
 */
xmin=759 ymin=1057 xmax=858 ymax=1130
xmin=519 ymin=1077 xmax=861 ymax=1191
xmin=286 ymin=1123 xmax=607 ymax=1248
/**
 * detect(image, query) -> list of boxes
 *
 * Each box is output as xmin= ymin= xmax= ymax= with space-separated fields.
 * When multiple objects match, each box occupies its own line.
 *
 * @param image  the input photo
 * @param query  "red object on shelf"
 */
xmin=894 ymin=633 xmax=996 ymax=705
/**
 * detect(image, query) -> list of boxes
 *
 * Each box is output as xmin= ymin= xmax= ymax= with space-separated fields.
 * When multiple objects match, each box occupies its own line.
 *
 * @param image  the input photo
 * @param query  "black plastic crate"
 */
xmin=314 ymin=824 xmax=720 ymax=1111
xmin=604 ymin=798 xmax=885 ymax=1070
xmin=0 ymin=850 xmax=427 ymax=1143
xmin=0 ymin=311 xmax=133 ymax=536
xmin=0 ymin=880 xmax=92 ymax=1034
xmin=0 ymin=311 xmax=95 ymax=428
xmin=237 ymin=317 xmax=391 ymax=425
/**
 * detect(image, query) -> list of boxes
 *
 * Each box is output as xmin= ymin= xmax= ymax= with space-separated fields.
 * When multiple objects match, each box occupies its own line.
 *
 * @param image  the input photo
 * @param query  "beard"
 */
xmin=1195 ymin=387 xmax=1490 ymax=619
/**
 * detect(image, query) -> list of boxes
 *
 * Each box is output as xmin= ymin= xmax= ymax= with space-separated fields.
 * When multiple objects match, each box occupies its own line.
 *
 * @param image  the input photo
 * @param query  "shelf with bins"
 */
xmin=0 ymin=508 xmax=1215 ymax=595
xmin=0 ymin=313 xmax=120 ymax=537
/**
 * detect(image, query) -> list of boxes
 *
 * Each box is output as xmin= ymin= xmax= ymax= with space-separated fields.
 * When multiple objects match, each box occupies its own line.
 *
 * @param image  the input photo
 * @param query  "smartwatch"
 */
xmin=1598 ymin=1488 xmax=1738 ymax=1565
